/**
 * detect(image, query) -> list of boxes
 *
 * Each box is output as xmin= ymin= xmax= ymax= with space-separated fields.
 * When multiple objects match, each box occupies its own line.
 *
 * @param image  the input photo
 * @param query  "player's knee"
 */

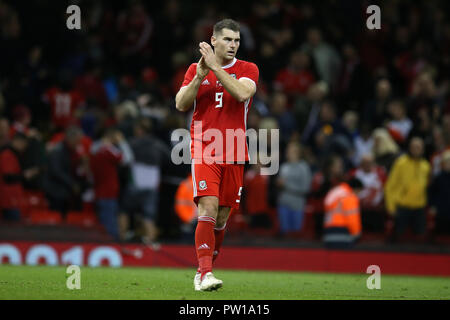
xmin=215 ymin=216 xmax=227 ymax=229
xmin=215 ymin=208 xmax=230 ymax=228
xmin=215 ymin=222 xmax=226 ymax=230
xmin=198 ymin=198 xmax=219 ymax=219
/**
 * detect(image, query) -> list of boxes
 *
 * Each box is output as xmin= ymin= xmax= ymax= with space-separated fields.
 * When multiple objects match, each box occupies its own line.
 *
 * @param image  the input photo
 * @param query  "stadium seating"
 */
xmin=66 ymin=211 xmax=98 ymax=227
xmin=28 ymin=210 xmax=63 ymax=225
xmin=21 ymin=191 xmax=49 ymax=223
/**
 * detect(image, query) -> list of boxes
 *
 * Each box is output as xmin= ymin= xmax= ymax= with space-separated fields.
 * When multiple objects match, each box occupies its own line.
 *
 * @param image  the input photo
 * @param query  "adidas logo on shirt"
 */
xmin=198 ymin=243 xmax=210 ymax=250
xmin=201 ymin=79 xmax=210 ymax=85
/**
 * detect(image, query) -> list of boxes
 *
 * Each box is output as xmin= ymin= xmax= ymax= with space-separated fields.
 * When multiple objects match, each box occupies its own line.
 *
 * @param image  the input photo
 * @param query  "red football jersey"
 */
xmin=181 ymin=58 xmax=259 ymax=163
xmin=43 ymin=87 xmax=85 ymax=129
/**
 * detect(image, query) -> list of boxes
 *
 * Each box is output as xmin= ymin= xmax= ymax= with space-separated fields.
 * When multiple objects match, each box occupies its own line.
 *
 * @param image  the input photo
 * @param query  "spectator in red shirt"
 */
xmin=274 ymin=50 xmax=315 ymax=100
xmin=0 ymin=133 xmax=38 ymax=221
xmin=242 ymin=161 xmax=272 ymax=229
xmin=90 ymin=128 xmax=133 ymax=240
xmin=74 ymin=62 xmax=108 ymax=111
xmin=42 ymin=73 xmax=85 ymax=132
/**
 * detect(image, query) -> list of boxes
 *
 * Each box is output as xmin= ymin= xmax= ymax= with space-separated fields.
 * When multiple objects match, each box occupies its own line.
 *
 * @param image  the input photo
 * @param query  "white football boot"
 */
xmin=199 ymin=272 xmax=223 ymax=291
xmin=194 ymin=272 xmax=202 ymax=291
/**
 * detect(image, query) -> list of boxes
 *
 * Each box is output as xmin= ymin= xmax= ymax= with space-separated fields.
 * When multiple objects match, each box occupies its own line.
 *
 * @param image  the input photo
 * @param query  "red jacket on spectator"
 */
xmin=243 ymin=168 xmax=270 ymax=215
xmin=74 ymin=74 xmax=108 ymax=110
xmin=274 ymin=68 xmax=315 ymax=97
xmin=90 ymin=142 xmax=123 ymax=200
xmin=0 ymin=147 xmax=25 ymax=210
xmin=43 ymin=87 xmax=85 ymax=129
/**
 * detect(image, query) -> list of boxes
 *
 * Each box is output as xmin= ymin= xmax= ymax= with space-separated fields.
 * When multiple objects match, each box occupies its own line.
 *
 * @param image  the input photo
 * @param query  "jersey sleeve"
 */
xmin=239 ymin=62 xmax=259 ymax=89
xmin=180 ymin=63 xmax=197 ymax=89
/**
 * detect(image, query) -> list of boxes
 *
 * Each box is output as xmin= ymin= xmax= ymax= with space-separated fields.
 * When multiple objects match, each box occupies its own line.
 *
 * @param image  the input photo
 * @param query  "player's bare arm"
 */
xmin=175 ymin=57 xmax=210 ymax=112
xmin=199 ymin=41 xmax=256 ymax=102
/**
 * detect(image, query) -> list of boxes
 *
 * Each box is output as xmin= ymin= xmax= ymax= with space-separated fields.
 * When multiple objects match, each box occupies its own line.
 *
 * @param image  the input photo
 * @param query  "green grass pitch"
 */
xmin=0 ymin=265 xmax=449 ymax=300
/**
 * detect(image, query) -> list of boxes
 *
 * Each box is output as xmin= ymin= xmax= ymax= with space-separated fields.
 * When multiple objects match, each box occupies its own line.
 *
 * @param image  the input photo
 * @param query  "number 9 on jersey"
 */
xmin=215 ymin=92 xmax=223 ymax=108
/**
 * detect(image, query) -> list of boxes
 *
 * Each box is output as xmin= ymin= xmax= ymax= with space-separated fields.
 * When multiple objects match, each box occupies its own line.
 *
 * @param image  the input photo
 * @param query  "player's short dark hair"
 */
xmin=213 ymin=19 xmax=240 ymax=36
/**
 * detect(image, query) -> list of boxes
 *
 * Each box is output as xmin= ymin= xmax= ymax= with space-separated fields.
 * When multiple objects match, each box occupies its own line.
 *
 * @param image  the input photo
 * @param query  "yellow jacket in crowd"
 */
xmin=384 ymin=154 xmax=431 ymax=214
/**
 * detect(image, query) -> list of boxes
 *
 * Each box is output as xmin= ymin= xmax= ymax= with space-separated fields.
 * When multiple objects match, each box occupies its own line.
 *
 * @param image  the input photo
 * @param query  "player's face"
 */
xmin=212 ymin=28 xmax=240 ymax=61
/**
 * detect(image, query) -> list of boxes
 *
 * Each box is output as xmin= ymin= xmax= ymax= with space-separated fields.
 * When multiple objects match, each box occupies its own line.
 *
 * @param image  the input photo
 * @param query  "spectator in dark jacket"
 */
xmin=43 ymin=126 xmax=83 ymax=216
xmin=120 ymin=118 xmax=170 ymax=245
xmin=429 ymin=150 xmax=450 ymax=235
xmin=363 ymin=79 xmax=392 ymax=128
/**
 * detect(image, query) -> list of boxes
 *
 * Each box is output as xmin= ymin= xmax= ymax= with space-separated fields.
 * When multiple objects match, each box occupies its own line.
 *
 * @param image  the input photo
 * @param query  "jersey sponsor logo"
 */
xmin=198 ymin=243 xmax=210 ymax=250
xmin=199 ymin=180 xmax=207 ymax=190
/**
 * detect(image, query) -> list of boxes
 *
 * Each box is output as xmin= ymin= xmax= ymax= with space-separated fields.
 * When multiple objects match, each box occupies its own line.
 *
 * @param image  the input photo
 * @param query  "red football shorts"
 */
xmin=191 ymin=159 xmax=244 ymax=209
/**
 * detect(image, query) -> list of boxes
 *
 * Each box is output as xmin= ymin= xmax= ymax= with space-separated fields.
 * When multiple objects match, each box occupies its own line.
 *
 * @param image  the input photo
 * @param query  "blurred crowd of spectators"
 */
xmin=1 ymin=0 xmax=450 ymax=244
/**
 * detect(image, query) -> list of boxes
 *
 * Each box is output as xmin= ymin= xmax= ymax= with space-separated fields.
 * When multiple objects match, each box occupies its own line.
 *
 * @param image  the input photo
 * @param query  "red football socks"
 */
xmin=213 ymin=224 xmax=226 ymax=264
xmin=195 ymin=216 xmax=216 ymax=278
xmin=196 ymin=221 xmax=227 ymax=276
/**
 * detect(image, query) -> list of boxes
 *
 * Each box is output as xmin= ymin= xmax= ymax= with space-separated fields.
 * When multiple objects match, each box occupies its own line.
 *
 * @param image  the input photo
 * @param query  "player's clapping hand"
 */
xmin=199 ymin=42 xmax=219 ymax=71
xmin=196 ymin=56 xmax=209 ymax=80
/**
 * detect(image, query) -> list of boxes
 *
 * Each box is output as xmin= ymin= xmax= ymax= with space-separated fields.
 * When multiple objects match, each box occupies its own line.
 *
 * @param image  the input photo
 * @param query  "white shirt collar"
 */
xmin=222 ymin=58 xmax=237 ymax=69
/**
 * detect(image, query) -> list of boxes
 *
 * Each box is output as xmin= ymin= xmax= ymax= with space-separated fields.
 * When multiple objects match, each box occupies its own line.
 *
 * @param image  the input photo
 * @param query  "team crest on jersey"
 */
xmin=216 ymin=74 xmax=236 ymax=87
xmin=199 ymin=180 xmax=207 ymax=190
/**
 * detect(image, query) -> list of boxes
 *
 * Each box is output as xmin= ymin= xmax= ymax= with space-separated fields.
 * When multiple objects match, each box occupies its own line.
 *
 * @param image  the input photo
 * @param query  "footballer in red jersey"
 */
xmin=176 ymin=19 xmax=259 ymax=291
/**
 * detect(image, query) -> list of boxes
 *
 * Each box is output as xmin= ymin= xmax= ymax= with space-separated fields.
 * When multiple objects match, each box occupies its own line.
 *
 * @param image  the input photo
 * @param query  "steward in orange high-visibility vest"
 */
xmin=175 ymin=174 xmax=197 ymax=225
xmin=323 ymin=178 xmax=363 ymax=248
